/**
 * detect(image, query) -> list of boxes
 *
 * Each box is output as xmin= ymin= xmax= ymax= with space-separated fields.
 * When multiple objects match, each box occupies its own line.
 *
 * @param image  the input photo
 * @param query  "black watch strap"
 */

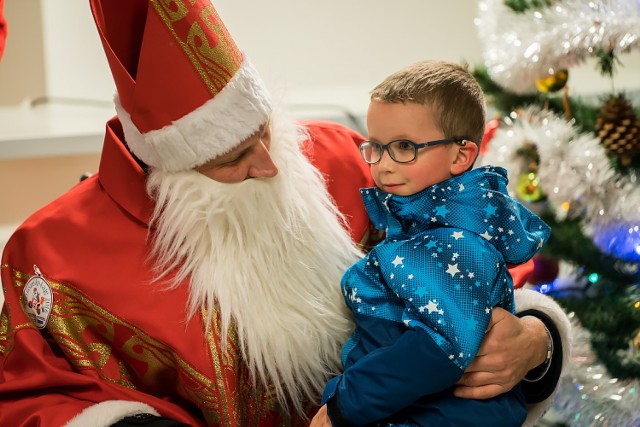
xmin=110 ymin=413 xmax=189 ymax=427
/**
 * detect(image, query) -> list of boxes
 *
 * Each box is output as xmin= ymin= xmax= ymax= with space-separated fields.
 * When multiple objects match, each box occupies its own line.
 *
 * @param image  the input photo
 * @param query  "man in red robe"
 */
xmin=0 ymin=0 xmax=569 ymax=425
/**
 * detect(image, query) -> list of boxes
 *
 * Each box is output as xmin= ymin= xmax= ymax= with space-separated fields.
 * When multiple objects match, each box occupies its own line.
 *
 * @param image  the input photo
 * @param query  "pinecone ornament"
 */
xmin=594 ymin=95 xmax=640 ymax=166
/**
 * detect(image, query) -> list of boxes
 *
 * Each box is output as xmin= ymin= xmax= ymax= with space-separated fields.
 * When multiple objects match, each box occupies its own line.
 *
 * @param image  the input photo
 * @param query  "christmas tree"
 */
xmin=471 ymin=1 xmax=640 ymax=424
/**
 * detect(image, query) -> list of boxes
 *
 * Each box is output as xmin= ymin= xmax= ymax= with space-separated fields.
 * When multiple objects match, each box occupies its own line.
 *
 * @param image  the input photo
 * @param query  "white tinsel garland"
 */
xmin=476 ymin=0 xmax=640 ymax=94
xmin=479 ymin=108 xmax=640 ymax=240
xmin=550 ymin=315 xmax=640 ymax=426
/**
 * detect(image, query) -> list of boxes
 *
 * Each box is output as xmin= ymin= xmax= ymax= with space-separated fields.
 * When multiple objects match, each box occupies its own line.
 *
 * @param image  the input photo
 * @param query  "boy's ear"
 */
xmin=450 ymin=140 xmax=479 ymax=176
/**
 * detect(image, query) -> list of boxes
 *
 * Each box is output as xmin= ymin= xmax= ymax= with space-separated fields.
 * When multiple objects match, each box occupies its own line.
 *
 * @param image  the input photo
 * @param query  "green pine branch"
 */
xmin=472 ymin=65 xmax=601 ymax=133
xmin=504 ymin=0 xmax=554 ymax=13
xmin=539 ymin=212 xmax=638 ymax=289
xmin=558 ymin=293 xmax=640 ymax=379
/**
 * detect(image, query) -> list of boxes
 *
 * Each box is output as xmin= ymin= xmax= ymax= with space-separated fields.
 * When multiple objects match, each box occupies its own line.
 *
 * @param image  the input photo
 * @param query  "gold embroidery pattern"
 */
xmin=202 ymin=310 xmax=282 ymax=426
xmin=0 ymin=264 xmax=31 ymax=354
xmin=2 ymin=266 xmax=286 ymax=425
xmin=150 ymin=0 xmax=243 ymax=95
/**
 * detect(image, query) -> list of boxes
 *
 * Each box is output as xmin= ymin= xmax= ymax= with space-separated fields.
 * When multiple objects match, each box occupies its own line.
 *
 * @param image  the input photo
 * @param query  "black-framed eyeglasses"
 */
xmin=359 ymin=137 xmax=466 ymax=164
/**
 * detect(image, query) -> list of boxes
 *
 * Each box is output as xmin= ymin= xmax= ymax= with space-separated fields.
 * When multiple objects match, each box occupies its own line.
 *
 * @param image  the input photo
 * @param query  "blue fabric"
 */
xmin=324 ymin=166 xmax=549 ymax=426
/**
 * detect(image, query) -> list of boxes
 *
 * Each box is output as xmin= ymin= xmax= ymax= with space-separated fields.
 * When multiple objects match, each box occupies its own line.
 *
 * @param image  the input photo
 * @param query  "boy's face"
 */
xmin=366 ymin=100 xmax=459 ymax=196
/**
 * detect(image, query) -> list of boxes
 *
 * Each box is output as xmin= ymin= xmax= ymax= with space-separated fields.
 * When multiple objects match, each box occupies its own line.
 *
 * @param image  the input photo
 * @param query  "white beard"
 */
xmin=145 ymin=113 xmax=361 ymax=415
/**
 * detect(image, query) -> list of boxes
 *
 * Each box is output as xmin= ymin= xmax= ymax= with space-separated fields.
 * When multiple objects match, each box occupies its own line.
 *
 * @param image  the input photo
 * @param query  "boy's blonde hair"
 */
xmin=370 ymin=60 xmax=486 ymax=147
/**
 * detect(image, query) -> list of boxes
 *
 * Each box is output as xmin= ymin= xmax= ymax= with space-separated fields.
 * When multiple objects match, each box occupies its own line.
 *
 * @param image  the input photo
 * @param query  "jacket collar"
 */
xmin=98 ymin=117 xmax=154 ymax=226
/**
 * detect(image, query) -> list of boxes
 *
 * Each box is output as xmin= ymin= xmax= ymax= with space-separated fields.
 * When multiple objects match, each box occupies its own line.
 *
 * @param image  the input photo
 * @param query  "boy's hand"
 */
xmin=310 ymin=404 xmax=332 ymax=427
xmin=454 ymin=307 xmax=548 ymax=399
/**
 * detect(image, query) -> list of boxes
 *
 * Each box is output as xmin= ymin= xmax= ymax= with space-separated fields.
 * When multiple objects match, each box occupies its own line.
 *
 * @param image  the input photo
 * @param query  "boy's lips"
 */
xmin=382 ymin=183 xmax=403 ymax=190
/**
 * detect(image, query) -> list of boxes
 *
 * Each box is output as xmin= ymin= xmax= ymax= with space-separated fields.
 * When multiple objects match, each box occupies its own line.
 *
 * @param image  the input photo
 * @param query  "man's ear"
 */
xmin=450 ymin=140 xmax=479 ymax=176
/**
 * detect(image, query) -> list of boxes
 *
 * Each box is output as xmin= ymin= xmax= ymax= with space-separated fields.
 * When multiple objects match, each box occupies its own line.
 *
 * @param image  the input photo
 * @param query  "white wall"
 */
xmin=19 ymin=0 xmax=488 ymax=113
xmin=8 ymin=0 xmax=639 ymax=114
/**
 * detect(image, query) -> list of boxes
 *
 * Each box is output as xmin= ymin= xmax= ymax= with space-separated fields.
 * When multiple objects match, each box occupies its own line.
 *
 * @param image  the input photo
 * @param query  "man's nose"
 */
xmin=247 ymin=141 xmax=278 ymax=179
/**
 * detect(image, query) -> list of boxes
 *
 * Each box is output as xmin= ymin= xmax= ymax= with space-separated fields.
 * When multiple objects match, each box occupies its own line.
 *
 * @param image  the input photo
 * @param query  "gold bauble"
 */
xmin=535 ymin=69 xmax=569 ymax=94
xmin=516 ymin=171 xmax=545 ymax=202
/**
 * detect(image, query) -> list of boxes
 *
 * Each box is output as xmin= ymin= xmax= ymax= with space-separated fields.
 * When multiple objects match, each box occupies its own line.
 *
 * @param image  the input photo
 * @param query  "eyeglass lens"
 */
xmin=361 ymin=140 xmax=417 ymax=164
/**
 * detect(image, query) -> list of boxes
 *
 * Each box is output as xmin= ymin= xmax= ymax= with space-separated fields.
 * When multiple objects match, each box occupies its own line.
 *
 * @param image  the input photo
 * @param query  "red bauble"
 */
xmin=528 ymin=254 xmax=560 ymax=285
xmin=481 ymin=118 xmax=501 ymax=155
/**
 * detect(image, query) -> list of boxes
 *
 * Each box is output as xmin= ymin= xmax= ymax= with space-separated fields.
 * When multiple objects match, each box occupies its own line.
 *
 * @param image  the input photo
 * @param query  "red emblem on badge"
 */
xmin=22 ymin=265 xmax=54 ymax=329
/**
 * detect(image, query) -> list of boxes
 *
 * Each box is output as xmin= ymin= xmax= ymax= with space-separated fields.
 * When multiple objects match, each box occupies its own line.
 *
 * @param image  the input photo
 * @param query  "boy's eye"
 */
xmin=396 ymin=140 xmax=415 ymax=151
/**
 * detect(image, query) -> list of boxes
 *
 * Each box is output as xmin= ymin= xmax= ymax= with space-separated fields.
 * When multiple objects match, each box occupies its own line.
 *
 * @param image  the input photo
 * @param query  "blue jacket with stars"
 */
xmin=322 ymin=166 xmax=551 ymax=426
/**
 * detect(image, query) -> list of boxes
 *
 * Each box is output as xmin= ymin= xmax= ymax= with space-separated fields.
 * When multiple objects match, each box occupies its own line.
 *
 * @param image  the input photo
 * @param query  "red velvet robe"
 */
xmin=0 ymin=119 xmax=374 ymax=426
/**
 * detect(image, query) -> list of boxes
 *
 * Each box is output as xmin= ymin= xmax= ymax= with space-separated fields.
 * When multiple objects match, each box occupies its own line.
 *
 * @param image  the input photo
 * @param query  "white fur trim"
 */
xmin=63 ymin=400 xmax=160 ymax=427
xmin=115 ymin=56 xmax=272 ymax=172
xmin=514 ymin=288 xmax=572 ymax=427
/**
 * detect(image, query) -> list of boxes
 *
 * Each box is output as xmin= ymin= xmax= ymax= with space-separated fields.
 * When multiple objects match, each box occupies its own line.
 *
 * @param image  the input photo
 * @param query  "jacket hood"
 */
xmin=361 ymin=166 xmax=550 ymax=265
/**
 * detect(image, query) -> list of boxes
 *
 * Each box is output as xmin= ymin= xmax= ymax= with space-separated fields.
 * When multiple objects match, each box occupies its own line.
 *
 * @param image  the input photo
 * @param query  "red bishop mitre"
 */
xmin=89 ymin=0 xmax=272 ymax=172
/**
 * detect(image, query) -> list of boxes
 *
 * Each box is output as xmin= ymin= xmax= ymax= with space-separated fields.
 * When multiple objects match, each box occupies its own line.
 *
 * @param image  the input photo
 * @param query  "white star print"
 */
xmin=480 ymin=231 xmax=492 ymax=240
xmin=468 ymin=272 xmax=475 ymax=278
xmin=408 ymin=274 xmax=414 ymax=279
xmin=392 ymin=255 xmax=404 ymax=267
xmin=426 ymin=300 xmax=439 ymax=313
xmin=446 ymin=263 xmax=460 ymax=277
xmin=452 ymin=231 xmax=464 ymax=240
xmin=459 ymin=184 xmax=465 ymax=191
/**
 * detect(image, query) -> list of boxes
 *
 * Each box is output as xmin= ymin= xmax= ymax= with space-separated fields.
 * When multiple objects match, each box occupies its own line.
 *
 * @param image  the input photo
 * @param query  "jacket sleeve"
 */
xmin=0 ymin=264 xmax=187 ymax=427
xmin=323 ymin=236 xmax=508 ymax=425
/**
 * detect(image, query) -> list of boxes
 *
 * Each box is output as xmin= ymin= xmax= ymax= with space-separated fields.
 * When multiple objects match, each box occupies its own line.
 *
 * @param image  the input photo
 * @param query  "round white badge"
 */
xmin=22 ymin=266 xmax=54 ymax=329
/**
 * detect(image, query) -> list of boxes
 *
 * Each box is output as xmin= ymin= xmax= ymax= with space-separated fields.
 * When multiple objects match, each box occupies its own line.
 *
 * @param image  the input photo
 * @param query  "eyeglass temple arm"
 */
xmin=423 ymin=137 xmax=467 ymax=148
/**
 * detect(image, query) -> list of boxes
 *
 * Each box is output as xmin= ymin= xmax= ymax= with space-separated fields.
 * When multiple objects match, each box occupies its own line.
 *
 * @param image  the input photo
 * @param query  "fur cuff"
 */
xmin=63 ymin=400 xmax=160 ymax=427
xmin=515 ymin=288 xmax=572 ymax=427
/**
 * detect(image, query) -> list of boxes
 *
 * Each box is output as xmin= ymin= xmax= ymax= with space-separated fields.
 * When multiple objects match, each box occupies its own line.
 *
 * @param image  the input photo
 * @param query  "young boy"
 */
xmin=312 ymin=60 xmax=551 ymax=426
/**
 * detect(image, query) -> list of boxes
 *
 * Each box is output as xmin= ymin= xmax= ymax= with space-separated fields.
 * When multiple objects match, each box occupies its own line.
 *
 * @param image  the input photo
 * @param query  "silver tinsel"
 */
xmin=550 ymin=314 xmax=640 ymax=426
xmin=476 ymin=0 xmax=640 ymax=94
xmin=479 ymin=108 xmax=640 ymax=246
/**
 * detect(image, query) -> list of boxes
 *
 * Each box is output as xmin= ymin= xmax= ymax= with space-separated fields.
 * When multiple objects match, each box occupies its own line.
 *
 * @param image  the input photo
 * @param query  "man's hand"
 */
xmin=454 ymin=307 xmax=548 ymax=399
xmin=310 ymin=404 xmax=332 ymax=427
